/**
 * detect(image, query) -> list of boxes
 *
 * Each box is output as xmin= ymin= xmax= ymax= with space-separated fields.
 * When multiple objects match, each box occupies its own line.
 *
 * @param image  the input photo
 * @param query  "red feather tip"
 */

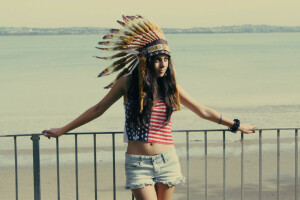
xmin=96 ymin=47 xmax=109 ymax=51
xmin=98 ymin=41 xmax=110 ymax=45
xmin=117 ymin=20 xmax=126 ymax=27
xmin=93 ymin=56 xmax=108 ymax=60
xmin=104 ymin=83 xmax=114 ymax=89
xmin=98 ymin=68 xmax=109 ymax=77
xmin=110 ymin=29 xmax=120 ymax=34
xmin=126 ymin=16 xmax=136 ymax=20
xmin=122 ymin=15 xmax=130 ymax=24
xmin=103 ymin=34 xmax=113 ymax=39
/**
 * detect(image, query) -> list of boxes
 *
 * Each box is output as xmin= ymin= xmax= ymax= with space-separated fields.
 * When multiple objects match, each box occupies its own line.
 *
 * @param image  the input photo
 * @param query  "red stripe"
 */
xmin=151 ymin=114 xmax=166 ymax=118
xmin=150 ymin=124 xmax=171 ymax=129
xmin=150 ymin=120 xmax=171 ymax=126
xmin=153 ymin=108 xmax=166 ymax=111
xmin=149 ymin=128 xmax=171 ymax=134
xmin=151 ymin=113 xmax=167 ymax=117
xmin=150 ymin=117 xmax=165 ymax=124
xmin=148 ymin=135 xmax=174 ymax=141
xmin=147 ymin=139 xmax=174 ymax=145
xmin=151 ymin=113 xmax=167 ymax=118
xmin=148 ymin=132 xmax=172 ymax=137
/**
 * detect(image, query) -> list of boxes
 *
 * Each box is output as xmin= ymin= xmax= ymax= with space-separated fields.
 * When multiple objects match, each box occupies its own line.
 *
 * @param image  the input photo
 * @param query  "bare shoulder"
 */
xmin=120 ymin=74 xmax=132 ymax=102
xmin=177 ymin=84 xmax=198 ymax=106
xmin=177 ymin=84 xmax=187 ymax=96
xmin=177 ymin=84 xmax=184 ymax=91
xmin=113 ymin=75 xmax=129 ymax=92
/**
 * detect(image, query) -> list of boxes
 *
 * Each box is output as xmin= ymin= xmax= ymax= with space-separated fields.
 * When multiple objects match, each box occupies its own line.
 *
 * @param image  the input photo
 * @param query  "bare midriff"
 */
xmin=127 ymin=140 xmax=175 ymax=155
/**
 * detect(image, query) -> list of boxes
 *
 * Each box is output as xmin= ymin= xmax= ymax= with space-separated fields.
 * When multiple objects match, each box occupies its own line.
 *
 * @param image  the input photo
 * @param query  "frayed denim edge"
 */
xmin=125 ymin=177 xmax=186 ymax=189
xmin=125 ymin=181 xmax=156 ymax=189
xmin=158 ymin=176 xmax=186 ymax=187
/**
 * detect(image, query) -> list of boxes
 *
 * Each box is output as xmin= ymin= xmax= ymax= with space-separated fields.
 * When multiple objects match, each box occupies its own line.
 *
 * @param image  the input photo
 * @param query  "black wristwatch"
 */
xmin=229 ymin=119 xmax=240 ymax=133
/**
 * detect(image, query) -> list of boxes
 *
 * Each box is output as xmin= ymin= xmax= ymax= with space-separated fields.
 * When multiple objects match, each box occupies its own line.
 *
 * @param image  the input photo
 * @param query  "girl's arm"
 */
xmin=177 ymin=85 xmax=257 ymax=134
xmin=43 ymin=76 xmax=127 ymax=138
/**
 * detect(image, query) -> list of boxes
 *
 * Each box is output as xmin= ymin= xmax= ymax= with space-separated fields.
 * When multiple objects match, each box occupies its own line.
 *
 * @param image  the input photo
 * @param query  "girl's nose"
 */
xmin=161 ymin=60 xmax=167 ymax=67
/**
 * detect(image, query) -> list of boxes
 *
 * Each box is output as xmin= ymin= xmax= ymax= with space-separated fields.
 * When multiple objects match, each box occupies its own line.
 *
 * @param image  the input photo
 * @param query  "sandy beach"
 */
xmin=1 ymin=138 xmax=299 ymax=200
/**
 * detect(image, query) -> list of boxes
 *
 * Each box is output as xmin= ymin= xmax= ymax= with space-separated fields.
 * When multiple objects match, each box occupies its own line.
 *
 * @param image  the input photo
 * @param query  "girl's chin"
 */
xmin=156 ymin=74 xmax=165 ymax=78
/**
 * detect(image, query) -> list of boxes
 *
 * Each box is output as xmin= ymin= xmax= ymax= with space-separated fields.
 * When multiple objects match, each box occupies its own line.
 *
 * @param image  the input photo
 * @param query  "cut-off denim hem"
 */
xmin=125 ymin=148 xmax=185 ymax=189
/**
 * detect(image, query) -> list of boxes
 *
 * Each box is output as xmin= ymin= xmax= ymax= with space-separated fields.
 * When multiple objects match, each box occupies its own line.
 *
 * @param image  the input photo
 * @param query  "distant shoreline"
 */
xmin=1 ymin=25 xmax=300 ymax=36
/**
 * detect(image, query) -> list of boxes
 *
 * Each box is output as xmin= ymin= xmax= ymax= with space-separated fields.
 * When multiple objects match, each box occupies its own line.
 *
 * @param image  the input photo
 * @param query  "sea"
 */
xmin=0 ymin=33 xmax=299 ymax=167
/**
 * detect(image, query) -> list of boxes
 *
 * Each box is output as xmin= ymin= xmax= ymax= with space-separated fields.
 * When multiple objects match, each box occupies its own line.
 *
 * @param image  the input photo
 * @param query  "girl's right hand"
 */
xmin=42 ymin=128 xmax=66 ymax=139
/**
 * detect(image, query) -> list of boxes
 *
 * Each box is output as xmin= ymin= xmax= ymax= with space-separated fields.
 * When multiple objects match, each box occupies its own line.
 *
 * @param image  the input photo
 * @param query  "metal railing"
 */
xmin=0 ymin=128 xmax=299 ymax=200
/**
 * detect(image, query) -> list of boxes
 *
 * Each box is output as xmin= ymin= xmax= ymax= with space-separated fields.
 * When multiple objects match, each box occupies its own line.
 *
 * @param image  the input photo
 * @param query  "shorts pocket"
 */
xmin=125 ymin=160 xmax=144 ymax=168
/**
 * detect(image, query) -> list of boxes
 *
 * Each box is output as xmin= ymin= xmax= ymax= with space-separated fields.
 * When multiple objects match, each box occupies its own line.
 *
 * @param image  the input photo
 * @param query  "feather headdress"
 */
xmin=96 ymin=15 xmax=180 ymax=112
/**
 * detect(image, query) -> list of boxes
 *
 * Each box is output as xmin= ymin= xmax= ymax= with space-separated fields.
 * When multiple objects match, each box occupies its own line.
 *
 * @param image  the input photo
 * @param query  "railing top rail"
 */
xmin=0 ymin=128 xmax=299 ymax=138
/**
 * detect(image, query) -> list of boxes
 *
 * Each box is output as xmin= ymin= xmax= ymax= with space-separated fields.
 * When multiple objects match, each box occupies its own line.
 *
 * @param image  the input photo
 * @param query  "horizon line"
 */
xmin=1 ymin=24 xmax=300 ymax=29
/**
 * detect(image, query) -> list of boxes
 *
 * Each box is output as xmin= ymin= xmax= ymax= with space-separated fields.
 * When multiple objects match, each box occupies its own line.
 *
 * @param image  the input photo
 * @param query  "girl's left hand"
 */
xmin=238 ymin=123 xmax=258 ymax=134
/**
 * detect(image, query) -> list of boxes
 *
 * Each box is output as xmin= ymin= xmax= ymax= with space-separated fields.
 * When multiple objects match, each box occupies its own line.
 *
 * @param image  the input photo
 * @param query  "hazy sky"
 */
xmin=1 ymin=0 xmax=300 ymax=28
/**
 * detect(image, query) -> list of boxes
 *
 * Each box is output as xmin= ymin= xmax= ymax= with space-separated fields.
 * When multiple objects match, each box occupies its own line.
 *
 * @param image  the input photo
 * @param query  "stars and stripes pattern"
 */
xmin=125 ymin=98 xmax=174 ymax=145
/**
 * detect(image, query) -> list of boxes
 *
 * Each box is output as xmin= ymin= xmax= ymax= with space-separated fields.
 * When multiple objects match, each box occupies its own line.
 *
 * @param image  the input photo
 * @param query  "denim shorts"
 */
xmin=125 ymin=148 xmax=185 ymax=189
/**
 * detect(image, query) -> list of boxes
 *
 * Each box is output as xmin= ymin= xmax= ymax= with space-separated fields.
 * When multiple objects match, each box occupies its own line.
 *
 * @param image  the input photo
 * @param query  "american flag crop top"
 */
xmin=123 ymin=98 xmax=174 ymax=145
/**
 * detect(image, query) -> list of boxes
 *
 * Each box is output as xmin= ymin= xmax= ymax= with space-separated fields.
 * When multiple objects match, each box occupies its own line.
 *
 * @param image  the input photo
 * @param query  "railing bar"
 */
xmin=112 ymin=133 xmax=116 ymax=200
xmin=93 ymin=134 xmax=98 ymax=200
xmin=241 ymin=132 xmax=244 ymax=200
xmin=75 ymin=134 xmax=79 ymax=200
xmin=205 ymin=131 xmax=207 ymax=200
xmin=31 ymin=135 xmax=41 ymax=200
xmin=277 ymin=130 xmax=280 ymax=200
xmin=2 ymin=128 xmax=300 ymax=137
xmin=223 ymin=131 xmax=226 ymax=200
xmin=56 ymin=137 xmax=60 ymax=200
xmin=295 ymin=129 xmax=298 ymax=200
xmin=259 ymin=130 xmax=262 ymax=200
xmin=132 ymin=194 xmax=135 ymax=200
xmin=14 ymin=136 xmax=18 ymax=200
xmin=186 ymin=131 xmax=190 ymax=200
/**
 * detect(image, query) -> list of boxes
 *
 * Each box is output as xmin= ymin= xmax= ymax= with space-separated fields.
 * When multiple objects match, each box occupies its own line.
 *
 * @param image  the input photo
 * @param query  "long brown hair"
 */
xmin=127 ymin=55 xmax=180 ymax=129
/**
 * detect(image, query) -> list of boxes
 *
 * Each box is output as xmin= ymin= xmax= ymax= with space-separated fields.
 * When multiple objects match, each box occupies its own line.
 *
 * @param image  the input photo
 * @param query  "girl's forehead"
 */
xmin=153 ymin=54 xmax=170 ymax=59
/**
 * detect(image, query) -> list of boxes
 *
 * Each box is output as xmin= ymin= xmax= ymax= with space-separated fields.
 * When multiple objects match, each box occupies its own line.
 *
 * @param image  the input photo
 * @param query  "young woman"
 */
xmin=42 ymin=15 xmax=257 ymax=200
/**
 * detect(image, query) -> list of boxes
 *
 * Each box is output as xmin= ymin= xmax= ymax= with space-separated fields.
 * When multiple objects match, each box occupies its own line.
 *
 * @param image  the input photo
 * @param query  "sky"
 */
xmin=1 ymin=0 xmax=300 ymax=28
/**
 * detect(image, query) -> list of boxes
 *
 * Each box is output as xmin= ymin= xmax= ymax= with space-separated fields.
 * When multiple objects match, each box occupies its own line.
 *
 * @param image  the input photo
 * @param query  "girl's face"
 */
xmin=152 ymin=54 xmax=169 ymax=78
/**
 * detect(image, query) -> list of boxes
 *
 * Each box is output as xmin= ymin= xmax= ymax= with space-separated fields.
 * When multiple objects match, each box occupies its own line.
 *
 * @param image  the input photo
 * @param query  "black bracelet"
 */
xmin=229 ymin=119 xmax=240 ymax=133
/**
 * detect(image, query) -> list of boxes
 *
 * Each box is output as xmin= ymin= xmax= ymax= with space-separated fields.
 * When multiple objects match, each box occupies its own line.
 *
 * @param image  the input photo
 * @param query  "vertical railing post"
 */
xmin=259 ymin=130 xmax=262 ymax=200
xmin=56 ymin=137 xmax=60 ymax=200
xmin=295 ymin=129 xmax=298 ymax=200
xmin=75 ymin=134 xmax=79 ymax=200
xmin=204 ymin=131 xmax=207 ymax=200
xmin=223 ymin=131 xmax=226 ymax=200
xmin=186 ymin=131 xmax=190 ymax=200
xmin=93 ymin=134 xmax=98 ymax=200
xmin=14 ymin=136 xmax=19 ymax=200
xmin=241 ymin=132 xmax=244 ymax=200
xmin=112 ymin=133 xmax=116 ymax=200
xmin=31 ymin=135 xmax=41 ymax=200
xmin=277 ymin=129 xmax=280 ymax=200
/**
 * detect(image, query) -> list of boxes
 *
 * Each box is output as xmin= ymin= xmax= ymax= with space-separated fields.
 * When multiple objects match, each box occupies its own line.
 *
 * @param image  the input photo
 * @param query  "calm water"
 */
xmin=0 ymin=33 xmax=299 ymax=153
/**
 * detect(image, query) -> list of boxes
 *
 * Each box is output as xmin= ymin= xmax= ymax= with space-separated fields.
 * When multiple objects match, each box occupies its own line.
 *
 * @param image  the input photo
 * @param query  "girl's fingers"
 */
xmin=43 ymin=134 xmax=51 ymax=139
xmin=42 ymin=130 xmax=52 ymax=139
